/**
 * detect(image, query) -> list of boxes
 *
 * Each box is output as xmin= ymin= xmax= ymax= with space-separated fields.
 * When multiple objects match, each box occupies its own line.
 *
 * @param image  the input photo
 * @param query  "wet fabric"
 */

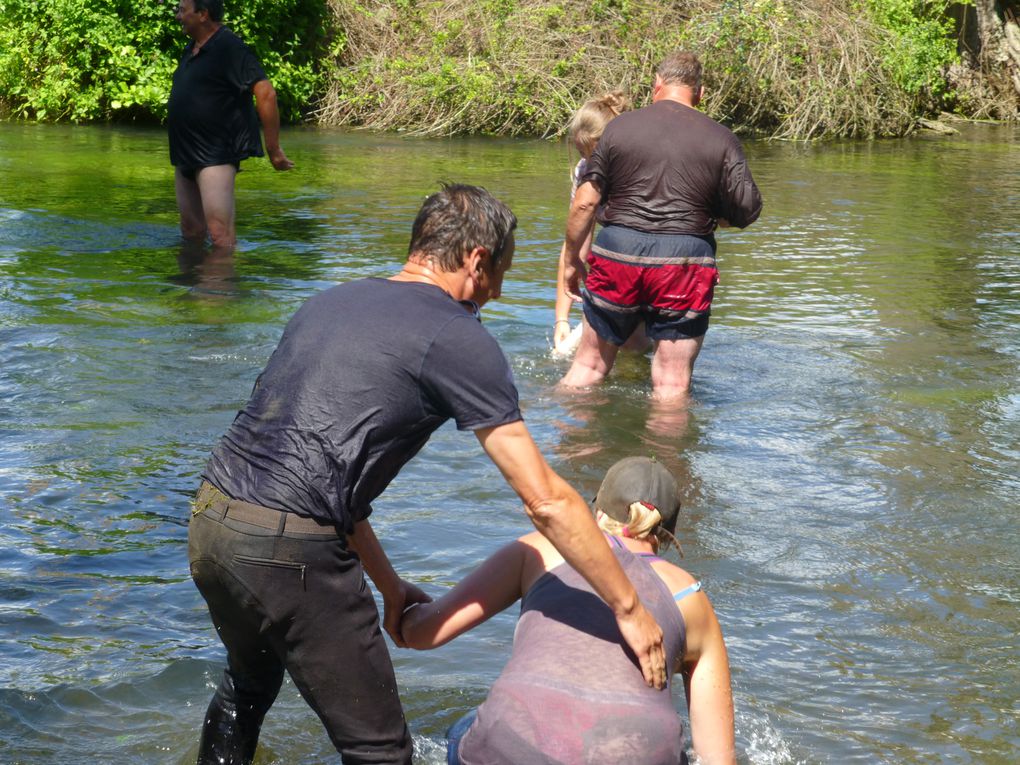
xmin=586 ymin=224 xmax=718 ymax=314
xmin=581 ymin=224 xmax=717 ymax=343
xmin=167 ymin=26 xmax=267 ymax=170
xmin=456 ymin=545 xmax=688 ymax=765
xmin=581 ymin=99 xmax=762 ymax=235
xmin=188 ymin=483 xmax=412 ymax=764
xmin=570 ymin=157 xmax=587 ymax=199
xmin=204 ymin=278 xmax=521 ymax=531
xmin=446 ymin=710 xmax=477 ymax=765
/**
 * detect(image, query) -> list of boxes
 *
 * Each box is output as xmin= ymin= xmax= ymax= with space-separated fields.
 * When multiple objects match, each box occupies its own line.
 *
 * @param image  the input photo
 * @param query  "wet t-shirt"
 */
xmin=582 ymin=99 xmax=762 ymax=235
xmin=457 ymin=545 xmax=688 ymax=765
xmin=203 ymin=279 xmax=522 ymax=531
xmin=167 ymin=26 xmax=266 ymax=169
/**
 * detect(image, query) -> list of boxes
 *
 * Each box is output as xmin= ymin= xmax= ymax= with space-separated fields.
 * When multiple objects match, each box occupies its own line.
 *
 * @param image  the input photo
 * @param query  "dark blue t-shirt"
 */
xmin=203 ymin=278 xmax=522 ymax=530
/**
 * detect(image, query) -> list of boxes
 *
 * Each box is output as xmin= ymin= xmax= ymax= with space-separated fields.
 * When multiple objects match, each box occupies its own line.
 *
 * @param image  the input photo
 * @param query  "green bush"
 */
xmin=0 ymin=0 xmax=997 ymax=136
xmin=0 ymin=0 xmax=329 ymax=123
xmin=864 ymin=0 xmax=962 ymax=105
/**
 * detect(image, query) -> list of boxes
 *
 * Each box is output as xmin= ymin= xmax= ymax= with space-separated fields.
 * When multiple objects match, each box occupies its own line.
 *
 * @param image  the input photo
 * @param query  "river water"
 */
xmin=0 ymin=122 xmax=1017 ymax=764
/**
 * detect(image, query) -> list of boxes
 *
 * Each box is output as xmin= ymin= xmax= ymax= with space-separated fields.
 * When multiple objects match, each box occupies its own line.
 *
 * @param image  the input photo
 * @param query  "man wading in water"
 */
xmin=167 ymin=0 xmax=293 ymax=248
xmin=188 ymin=184 xmax=668 ymax=764
xmin=560 ymin=51 xmax=762 ymax=399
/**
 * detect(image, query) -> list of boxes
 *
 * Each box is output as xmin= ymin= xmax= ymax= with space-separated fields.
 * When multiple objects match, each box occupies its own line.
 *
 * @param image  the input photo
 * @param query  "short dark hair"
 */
xmin=192 ymin=0 xmax=224 ymax=22
xmin=408 ymin=184 xmax=517 ymax=273
xmin=657 ymin=51 xmax=702 ymax=90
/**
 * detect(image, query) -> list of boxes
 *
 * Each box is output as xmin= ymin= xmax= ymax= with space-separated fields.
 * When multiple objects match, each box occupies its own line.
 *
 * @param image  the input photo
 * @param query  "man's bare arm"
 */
xmin=561 ymin=180 xmax=601 ymax=301
xmin=347 ymin=519 xmax=431 ymax=647
xmin=253 ymin=79 xmax=294 ymax=171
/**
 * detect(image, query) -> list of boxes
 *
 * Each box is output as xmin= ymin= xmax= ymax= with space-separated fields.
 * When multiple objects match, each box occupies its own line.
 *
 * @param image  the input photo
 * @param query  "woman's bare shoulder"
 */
xmin=649 ymin=558 xmax=699 ymax=593
xmin=517 ymin=530 xmax=564 ymax=567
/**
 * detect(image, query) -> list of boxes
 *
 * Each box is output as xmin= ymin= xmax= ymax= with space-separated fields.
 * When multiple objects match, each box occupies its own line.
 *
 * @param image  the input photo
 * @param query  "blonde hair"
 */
xmin=597 ymin=500 xmax=662 ymax=539
xmin=569 ymin=90 xmax=631 ymax=159
xmin=596 ymin=501 xmax=682 ymax=554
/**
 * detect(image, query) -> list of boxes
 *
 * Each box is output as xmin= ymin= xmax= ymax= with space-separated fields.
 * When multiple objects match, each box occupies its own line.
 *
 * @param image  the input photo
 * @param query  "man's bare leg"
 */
xmin=650 ymin=335 xmax=705 ymax=400
xmin=175 ymin=169 xmax=208 ymax=242
xmin=195 ymin=164 xmax=238 ymax=248
xmin=559 ymin=321 xmax=621 ymax=388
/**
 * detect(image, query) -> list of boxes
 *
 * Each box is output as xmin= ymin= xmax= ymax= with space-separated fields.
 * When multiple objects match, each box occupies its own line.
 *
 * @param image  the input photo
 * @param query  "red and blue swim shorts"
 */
xmin=581 ymin=225 xmax=719 ymax=345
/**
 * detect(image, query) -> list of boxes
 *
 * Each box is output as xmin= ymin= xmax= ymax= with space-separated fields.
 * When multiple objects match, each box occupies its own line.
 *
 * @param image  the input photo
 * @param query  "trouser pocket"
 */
xmin=232 ymin=554 xmax=307 ymax=589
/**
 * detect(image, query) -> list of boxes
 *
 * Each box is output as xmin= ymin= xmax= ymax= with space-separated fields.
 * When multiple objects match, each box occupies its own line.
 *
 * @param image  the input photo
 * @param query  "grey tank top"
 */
xmin=457 ymin=543 xmax=688 ymax=765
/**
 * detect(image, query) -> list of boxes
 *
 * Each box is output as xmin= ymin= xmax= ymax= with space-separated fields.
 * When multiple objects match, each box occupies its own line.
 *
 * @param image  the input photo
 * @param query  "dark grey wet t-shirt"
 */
xmin=167 ymin=27 xmax=267 ymax=169
xmin=203 ymin=278 xmax=521 ymax=531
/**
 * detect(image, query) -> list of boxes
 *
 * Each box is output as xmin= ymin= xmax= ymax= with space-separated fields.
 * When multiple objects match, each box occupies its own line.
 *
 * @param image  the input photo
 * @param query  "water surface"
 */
xmin=1 ymin=122 xmax=1018 ymax=763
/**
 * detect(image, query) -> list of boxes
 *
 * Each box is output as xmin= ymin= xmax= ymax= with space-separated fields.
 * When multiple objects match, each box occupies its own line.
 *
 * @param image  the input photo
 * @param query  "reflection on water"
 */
xmin=172 ymin=241 xmax=239 ymax=298
xmin=1 ymin=122 xmax=1018 ymax=764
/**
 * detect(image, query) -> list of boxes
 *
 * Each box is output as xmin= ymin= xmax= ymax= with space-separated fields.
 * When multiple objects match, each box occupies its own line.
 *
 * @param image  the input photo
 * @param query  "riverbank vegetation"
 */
xmin=0 ymin=0 xmax=324 ymax=122
xmin=1 ymin=0 xmax=1017 ymax=139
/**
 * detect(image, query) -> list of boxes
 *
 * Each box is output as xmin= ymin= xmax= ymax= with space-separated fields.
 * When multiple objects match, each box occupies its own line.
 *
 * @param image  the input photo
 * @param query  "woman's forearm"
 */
xmin=401 ymin=541 xmax=526 ymax=650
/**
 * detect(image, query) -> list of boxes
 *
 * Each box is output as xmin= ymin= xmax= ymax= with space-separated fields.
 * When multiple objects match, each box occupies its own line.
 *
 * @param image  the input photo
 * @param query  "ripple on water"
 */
xmin=1 ymin=123 xmax=1019 ymax=763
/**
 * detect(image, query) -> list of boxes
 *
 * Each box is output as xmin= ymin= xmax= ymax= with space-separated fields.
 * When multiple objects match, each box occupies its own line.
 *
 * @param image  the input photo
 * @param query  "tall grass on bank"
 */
xmin=0 ymin=0 xmax=1015 ymax=136
xmin=319 ymin=0 xmax=684 ymax=136
xmin=319 ymin=0 xmax=1001 ymax=138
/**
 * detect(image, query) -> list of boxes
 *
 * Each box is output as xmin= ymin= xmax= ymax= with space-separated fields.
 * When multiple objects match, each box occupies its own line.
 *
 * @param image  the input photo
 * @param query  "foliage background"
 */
xmin=0 ymin=0 xmax=1016 ymax=137
xmin=0 ymin=0 xmax=325 ymax=123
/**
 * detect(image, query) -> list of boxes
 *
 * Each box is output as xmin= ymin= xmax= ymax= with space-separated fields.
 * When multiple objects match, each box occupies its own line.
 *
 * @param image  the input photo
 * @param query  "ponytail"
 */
xmin=597 ymin=501 xmax=661 ymax=541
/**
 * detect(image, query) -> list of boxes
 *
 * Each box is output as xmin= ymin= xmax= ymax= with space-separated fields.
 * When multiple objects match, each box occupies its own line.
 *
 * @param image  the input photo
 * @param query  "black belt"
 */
xmin=193 ymin=481 xmax=339 ymax=536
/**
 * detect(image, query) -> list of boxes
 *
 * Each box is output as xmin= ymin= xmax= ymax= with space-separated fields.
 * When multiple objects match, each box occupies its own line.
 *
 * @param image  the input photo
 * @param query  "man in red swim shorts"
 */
xmin=560 ymin=51 xmax=762 ymax=399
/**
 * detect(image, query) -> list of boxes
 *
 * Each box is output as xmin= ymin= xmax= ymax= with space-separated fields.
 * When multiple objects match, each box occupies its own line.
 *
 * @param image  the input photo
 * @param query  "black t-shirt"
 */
xmin=203 ymin=278 xmax=522 ymax=530
xmin=582 ymin=100 xmax=762 ymax=235
xmin=167 ymin=26 xmax=267 ymax=169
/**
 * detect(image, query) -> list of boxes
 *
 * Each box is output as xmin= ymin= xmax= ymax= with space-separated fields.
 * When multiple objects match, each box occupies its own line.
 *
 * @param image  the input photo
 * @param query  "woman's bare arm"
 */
xmin=681 ymin=591 xmax=736 ymax=765
xmin=400 ymin=539 xmax=529 ymax=649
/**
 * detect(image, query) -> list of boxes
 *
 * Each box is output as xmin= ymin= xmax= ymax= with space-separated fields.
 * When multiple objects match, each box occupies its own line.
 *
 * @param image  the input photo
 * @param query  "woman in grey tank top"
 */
xmin=402 ymin=457 xmax=735 ymax=764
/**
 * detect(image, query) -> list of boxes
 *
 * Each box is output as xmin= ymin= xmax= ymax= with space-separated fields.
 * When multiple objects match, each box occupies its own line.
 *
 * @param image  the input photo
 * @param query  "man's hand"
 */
xmin=253 ymin=79 xmax=293 ymax=172
xmin=563 ymin=257 xmax=587 ymax=303
xmin=346 ymin=519 xmax=431 ymax=648
xmin=268 ymin=147 xmax=294 ymax=171
xmin=383 ymin=579 xmax=432 ymax=648
xmin=617 ymin=602 xmax=667 ymax=689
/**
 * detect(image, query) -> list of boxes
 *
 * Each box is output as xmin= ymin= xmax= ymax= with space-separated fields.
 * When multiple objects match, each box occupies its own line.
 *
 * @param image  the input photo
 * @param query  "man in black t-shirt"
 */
xmin=188 ymin=185 xmax=670 ymax=764
xmin=559 ymin=51 xmax=762 ymax=399
xmin=167 ymin=0 xmax=293 ymax=248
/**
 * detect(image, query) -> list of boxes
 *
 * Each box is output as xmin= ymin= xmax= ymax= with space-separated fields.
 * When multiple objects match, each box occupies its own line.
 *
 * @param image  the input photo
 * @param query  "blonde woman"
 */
xmin=401 ymin=457 xmax=736 ymax=765
xmin=553 ymin=91 xmax=632 ymax=354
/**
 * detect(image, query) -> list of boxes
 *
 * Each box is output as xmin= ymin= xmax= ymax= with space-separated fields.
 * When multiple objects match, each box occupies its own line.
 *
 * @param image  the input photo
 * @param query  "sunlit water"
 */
xmin=1 ymin=122 xmax=1018 ymax=764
